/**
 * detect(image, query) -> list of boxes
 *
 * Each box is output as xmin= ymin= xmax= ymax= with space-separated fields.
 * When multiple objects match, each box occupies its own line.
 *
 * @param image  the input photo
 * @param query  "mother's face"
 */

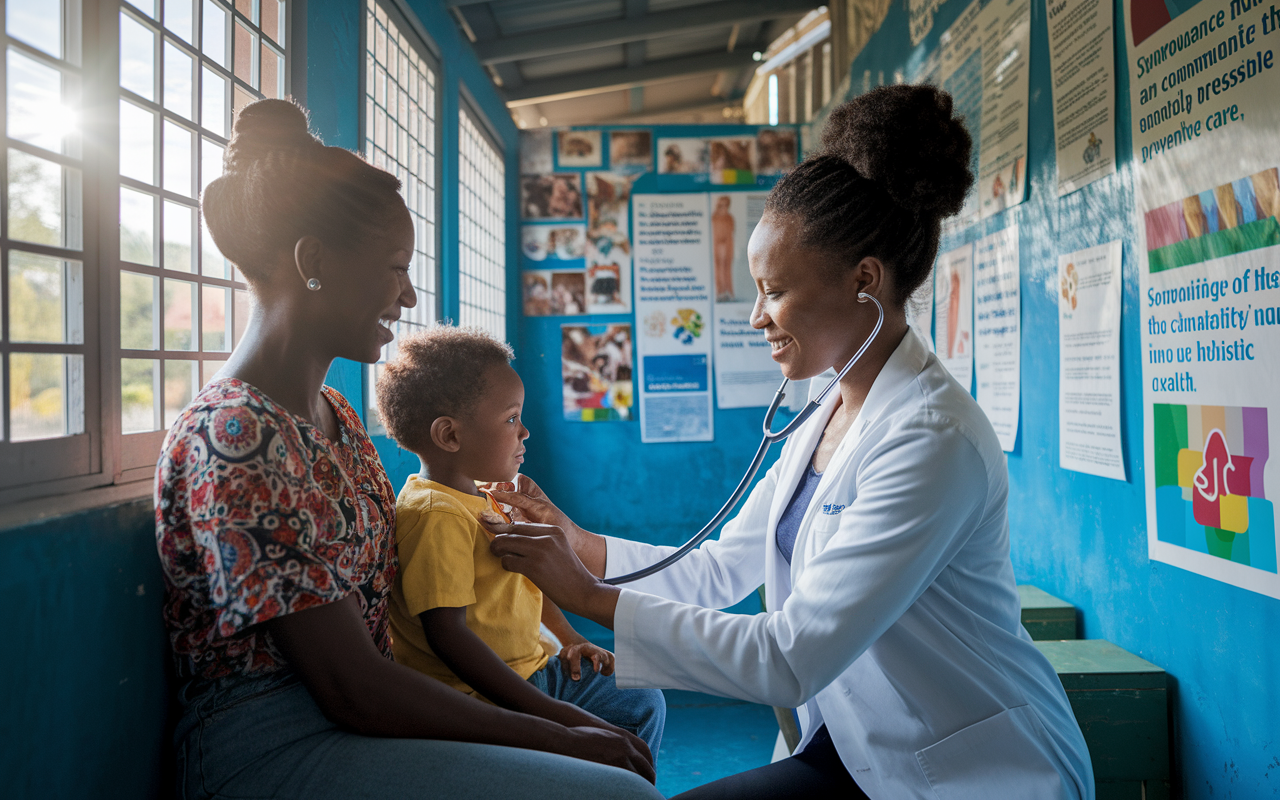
xmin=746 ymin=213 xmax=881 ymax=381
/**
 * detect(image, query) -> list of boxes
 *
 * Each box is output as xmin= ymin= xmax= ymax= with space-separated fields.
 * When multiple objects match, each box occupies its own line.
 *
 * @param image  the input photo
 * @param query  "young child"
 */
xmin=375 ymin=325 xmax=665 ymax=757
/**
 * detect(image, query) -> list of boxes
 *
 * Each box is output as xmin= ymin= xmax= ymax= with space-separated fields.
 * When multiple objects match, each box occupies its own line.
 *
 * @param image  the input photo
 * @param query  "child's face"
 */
xmin=459 ymin=363 xmax=528 ymax=483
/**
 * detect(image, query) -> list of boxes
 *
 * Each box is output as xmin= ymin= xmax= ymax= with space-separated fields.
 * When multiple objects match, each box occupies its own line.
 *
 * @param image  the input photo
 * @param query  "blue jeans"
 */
xmin=529 ymin=656 xmax=666 ymax=758
xmin=173 ymin=670 xmax=664 ymax=800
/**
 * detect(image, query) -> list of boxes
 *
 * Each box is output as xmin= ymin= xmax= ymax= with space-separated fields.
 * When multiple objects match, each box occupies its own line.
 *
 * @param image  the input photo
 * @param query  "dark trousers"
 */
xmin=671 ymin=726 xmax=870 ymax=800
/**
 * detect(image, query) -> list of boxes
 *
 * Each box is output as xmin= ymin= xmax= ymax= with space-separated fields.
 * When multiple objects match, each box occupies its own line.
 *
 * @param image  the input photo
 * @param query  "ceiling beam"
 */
xmin=505 ymin=49 xmax=758 ymax=105
xmin=474 ymin=0 xmax=823 ymax=65
xmin=446 ymin=0 xmax=493 ymax=7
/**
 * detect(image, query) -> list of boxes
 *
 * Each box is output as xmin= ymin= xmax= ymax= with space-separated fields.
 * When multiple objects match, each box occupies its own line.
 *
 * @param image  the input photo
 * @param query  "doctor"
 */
xmin=488 ymin=85 xmax=1094 ymax=800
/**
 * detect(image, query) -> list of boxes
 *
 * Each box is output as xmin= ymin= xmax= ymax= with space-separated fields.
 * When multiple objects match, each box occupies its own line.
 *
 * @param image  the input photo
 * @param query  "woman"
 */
xmin=154 ymin=99 xmax=659 ymax=800
xmin=487 ymin=86 xmax=1094 ymax=799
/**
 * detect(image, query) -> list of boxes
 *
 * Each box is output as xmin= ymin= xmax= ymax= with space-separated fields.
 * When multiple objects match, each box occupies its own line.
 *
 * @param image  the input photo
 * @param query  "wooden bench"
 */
xmin=1035 ymin=639 xmax=1171 ymax=800
xmin=1018 ymin=584 xmax=1078 ymax=640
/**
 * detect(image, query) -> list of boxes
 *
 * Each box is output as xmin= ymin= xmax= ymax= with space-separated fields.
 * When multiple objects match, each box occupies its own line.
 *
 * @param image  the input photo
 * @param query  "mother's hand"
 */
xmin=484 ymin=518 xmax=621 ymax=630
xmin=482 ymin=475 xmax=607 ymax=577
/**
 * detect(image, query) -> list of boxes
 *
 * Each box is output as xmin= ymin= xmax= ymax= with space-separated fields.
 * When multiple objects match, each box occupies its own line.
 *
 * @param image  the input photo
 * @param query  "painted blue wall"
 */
xmin=836 ymin=0 xmax=1279 ymax=796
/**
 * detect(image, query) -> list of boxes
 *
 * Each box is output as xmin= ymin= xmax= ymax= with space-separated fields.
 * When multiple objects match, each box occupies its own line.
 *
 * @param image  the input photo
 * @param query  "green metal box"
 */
xmin=1018 ymin=584 xmax=1078 ymax=640
xmin=1035 ymin=639 xmax=1170 ymax=800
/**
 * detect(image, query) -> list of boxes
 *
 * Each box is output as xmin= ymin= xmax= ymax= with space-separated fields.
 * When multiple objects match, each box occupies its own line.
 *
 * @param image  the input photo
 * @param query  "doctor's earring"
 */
xmin=306 ymin=278 xmax=322 ymax=291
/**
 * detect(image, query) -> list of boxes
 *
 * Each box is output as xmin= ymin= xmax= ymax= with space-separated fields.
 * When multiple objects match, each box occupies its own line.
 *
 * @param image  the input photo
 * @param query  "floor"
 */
xmin=656 ymin=690 xmax=780 ymax=797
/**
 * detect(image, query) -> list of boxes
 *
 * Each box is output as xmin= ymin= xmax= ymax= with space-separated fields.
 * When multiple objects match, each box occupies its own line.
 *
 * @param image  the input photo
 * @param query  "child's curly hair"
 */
xmin=375 ymin=325 xmax=515 ymax=452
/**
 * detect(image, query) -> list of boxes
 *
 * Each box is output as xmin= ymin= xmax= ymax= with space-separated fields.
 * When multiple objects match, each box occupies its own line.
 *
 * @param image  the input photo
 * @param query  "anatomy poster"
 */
xmin=935 ymin=243 xmax=975 ymax=391
xmin=1046 ymin=0 xmax=1117 ymax=195
xmin=633 ymin=194 xmax=715 ymax=443
xmin=974 ymin=227 xmax=1021 ymax=451
xmin=1128 ymin=0 xmax=1280 ymax=595
xmin=1058 ymin=241 xmax=1125 ymax=480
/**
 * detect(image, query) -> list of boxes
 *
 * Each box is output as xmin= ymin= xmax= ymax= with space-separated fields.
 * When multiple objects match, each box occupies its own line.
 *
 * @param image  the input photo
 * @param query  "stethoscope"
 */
xmin=605 ymin=292 xmax=886 ymax=585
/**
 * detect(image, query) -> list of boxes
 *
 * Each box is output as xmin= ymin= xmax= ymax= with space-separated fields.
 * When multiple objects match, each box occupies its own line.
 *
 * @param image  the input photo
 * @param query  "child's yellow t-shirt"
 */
xmin=389 ymin=477 xmax=549 ymax=695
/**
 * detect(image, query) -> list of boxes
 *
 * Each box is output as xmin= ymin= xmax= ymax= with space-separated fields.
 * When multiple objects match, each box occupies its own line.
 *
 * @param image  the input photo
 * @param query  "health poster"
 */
xmin=1046 ymin=0 xmax=1117 ymax=195
xmin=561 ymin=324 xmax=633 ymax=422
xmin=585 ymin=173 xmax=635 ymax=313
xmin=711 ymin=192 xmax=785 ymax=409
xmin=1058 ymin=240 xmax=1125 ymax=480
xmin=1127 ymin=0 xmax=1280 ymax=595
xmin=974 ymin=227 xmax=1021 ymax=451
xmin=633 ymin=194 xmax=715 ymax=443
xmin=935 ymin=242 xmax=975 ymax=391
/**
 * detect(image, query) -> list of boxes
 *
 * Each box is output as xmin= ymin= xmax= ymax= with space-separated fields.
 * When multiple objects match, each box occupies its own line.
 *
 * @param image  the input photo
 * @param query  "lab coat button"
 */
xmin=843 ymin=685 xmax=851 ymax=696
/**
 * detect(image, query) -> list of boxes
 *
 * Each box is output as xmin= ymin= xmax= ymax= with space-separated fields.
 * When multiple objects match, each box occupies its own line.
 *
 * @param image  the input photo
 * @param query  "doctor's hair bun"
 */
xmin=821 ymin=84 xmax=972 ymax=217
xmin=202 ymin=98 xmax=405 ymax=284
xmin=764 ymin=85 xmax=973 ymax=305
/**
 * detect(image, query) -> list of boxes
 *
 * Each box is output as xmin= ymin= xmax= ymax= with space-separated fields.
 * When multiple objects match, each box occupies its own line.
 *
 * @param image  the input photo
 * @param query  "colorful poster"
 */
xmin=633 ymin=194 xmax=714 ymax=443
xmin=935 ymin=242 xmax=975 ymax=390
xmin=520 ymin=173 xmax=584 ymax=220
xmin=657 ymin=138 xmax=709 ymax=175
xmin=974 ymin=227 xmax=1021 ymax=451
xmin=707 ymin=136 xmax=756 ymax=185
xmin=711 ymin=192 xmax=785 ymax=409
xmin=1046 ymin=0 xmax=1117 ymax=195
xmin=557 ymin=129 xmax=603 ymax=168
xmin=523 ymin=270 xmax=586 ymax=316
xmin=1058 ymin=240 xmax=1125 ymax=479
xmin=609 ymin=130 xmax=653 ymax=172
xmin=1127 ymin=0 xmax=1280 ymax=595
xmin=561 ymin=323 xmax=633 ymax=422
xmin=756 ymin=128 xmax=798 ymax=175
xmin=584 ymin=172 xmax=635 ymax=313
xmin=520 ymin=224 xmax=586 ymax=263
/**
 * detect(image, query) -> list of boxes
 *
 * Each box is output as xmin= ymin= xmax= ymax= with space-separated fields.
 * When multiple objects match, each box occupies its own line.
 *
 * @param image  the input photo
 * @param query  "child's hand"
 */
xmin=558 ymin=641 xmax=614 ymax=679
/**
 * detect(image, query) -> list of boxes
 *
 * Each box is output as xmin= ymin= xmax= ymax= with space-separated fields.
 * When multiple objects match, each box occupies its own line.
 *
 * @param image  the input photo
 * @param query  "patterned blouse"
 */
xmin=155 ymin=379 xmax=397 ymax=682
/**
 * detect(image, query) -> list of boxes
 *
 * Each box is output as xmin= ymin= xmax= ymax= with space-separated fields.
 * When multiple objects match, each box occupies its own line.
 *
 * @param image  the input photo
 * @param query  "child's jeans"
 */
xmin=529 ymin=656 xmax=666 ymax=758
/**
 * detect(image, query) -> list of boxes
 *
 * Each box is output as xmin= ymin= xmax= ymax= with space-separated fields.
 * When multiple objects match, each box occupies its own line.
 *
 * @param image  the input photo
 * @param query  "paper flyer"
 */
xmin=1046 ymin=0 xmax=1117 ymax=195
xmin=1057 ymin=240 xmax=1125 ymax=479
xmin=633 ymin=194 xmax=715 ymax=443
xmin=1126 ymin=0 xmax=1280 ymax=595
xmin=974 ymin=227 xmax=1021 ymax=451
xmin=935 ymin=242 xmax=975 ymax=390
xmin=561 ymin=323 xmax=633 ymax=422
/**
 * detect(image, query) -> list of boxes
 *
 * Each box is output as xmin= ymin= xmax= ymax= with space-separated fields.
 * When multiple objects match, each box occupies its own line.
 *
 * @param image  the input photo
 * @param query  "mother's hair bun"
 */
xmin=224 ymin=98 xmax=320 ymax=172
xmin=820 ymin=84 xmax=973 ymax=217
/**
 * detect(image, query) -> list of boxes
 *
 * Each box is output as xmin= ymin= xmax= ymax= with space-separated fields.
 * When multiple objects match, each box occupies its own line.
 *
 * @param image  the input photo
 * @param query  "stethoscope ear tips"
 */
xmin=857 ymin=292 xmax=870 ymax=302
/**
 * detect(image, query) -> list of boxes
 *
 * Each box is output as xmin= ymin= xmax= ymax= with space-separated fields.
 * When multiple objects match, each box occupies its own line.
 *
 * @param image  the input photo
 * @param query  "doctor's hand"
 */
xmin=482 ymin=475 xmax=607 ymax=577
xmin=483 ymin=517 xmax=621 ymax=630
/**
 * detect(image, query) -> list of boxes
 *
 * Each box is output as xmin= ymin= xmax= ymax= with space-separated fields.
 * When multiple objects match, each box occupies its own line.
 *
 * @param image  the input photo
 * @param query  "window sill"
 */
xmin=0 ymin=478 xmax=154 ymax=531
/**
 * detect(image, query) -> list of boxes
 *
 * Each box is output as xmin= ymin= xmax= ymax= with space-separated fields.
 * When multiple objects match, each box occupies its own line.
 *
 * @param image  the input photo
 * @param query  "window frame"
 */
xmin=455 ymin=94 xmax=505 ymax=342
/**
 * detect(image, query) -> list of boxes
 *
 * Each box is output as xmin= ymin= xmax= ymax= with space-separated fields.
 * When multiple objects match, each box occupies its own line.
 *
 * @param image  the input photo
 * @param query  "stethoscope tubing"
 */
xmin=604 ymin=293 xmax=885 ymax=586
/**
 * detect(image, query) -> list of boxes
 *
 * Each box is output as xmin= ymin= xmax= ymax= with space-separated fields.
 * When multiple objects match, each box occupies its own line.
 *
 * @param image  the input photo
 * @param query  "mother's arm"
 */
xmin=264 ymin=593 xmax=654 ymax=783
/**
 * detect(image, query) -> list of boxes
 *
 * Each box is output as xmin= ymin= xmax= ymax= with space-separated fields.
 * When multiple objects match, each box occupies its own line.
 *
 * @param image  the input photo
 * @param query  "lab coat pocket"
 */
xmin=807 ymin=511 xmax=843 ymax=552
xmin=915 ymin=705 xmax=1072 ymax=800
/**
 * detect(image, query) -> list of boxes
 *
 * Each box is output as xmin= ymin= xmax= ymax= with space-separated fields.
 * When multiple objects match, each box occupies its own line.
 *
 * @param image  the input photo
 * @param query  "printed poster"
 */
xmin=585 ymin=172 xmax=635 ymax=313
xmin=1058 ymin=240 xmax=1125 ymax=479
xmin=633 ymin=194 xmax=715 ymax=443
xmin=974 ymin=227 xmax=1021 ymax=450
xmin=935 ymin=242 xmax=975 ymax=390
xmin=1046 ymin=0 xmax=1117 ymax=195
xmin=561 ymin=323 xmax=633 ymax=422
xmin=1127 ymin=0 xmax=1280 ymax=595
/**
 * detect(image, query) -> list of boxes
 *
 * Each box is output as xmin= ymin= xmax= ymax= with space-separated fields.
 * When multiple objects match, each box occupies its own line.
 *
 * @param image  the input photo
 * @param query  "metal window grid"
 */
xmin=457 ymin=106 xmax=505 ymax=341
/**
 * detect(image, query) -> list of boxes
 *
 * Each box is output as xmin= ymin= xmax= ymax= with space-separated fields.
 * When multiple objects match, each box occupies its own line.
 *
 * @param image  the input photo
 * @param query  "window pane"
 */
xmin=200 ymin=137 xmax=224 ymax=196
xmin=121 ymin=358 xmax=160 ymax=433
xmin=201 ymin=286 xmax=229 ymax=351
xmin=201 ymin=359 xmax=227 ymax=386
xmin=9 ymin=353 xmax=83 ymax=441
xmin=163 ymin=40 xmax=194 ymax=119
xmin=233 ymin=288 xmax=250 ymax=345
xmin=7 ymin=49 xmax=76 ymax=156
xmin=119 ymin=100 xmax=156 ymax=183
xmin=457 ymin=113 xmax=505 ymax=339
xmin=165 ymin=0 xmax=194 ymax=42
xmin=200 ymin=67 xmax=228 ymax=137
xmin=233 ymin=85 xmax=253 ymax=120
xmin=163 ymin=359 xmax=196 ymax=427
xmin=261 ymin=0 xmax=282 ymax=44
xmin=260 ymin=43 xmax=280 ymax=99
xmin=163 ymin=120 xmax=194 ymax=195
xmin=164 ymin=201 xmax=195 ymax=271
xmin=121 ymin=271 xmax=158 ymax=350
xmin=121 ymin=187 xmax=157 ymax=265
xmin=6 ymin=0 xmax=61 ymax=59
xmin=234 ymin=21 xmax=257 ymax=87
xmin=202 ymin=0 xmax=228 ymax=68
xmin=133 ymin=0 xmax=159 ymax=18
xmin=9 ymin=251 xmax=83 ymax=344
xmin=235 ymin=0 xmax=259 ymax=23
xmin=163 ymin=278 xmax=197 ymax=350
xmin=201 ymin=218 xmax=229 ymax=279
xmin=8 ymin=149 xmax=82 ymax=249
xmin=120 ymin=12 xmax=157 ymax=101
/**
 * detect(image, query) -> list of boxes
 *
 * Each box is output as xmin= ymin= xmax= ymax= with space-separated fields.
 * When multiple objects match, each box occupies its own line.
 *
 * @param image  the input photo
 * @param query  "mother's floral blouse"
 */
xmin=155 ymin=379 xmax=397 ymax=681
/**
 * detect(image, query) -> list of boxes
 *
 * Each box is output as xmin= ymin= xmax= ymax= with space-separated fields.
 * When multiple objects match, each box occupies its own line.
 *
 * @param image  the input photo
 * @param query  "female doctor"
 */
xmin=487 ymin=85 xmax=1094 ymax=799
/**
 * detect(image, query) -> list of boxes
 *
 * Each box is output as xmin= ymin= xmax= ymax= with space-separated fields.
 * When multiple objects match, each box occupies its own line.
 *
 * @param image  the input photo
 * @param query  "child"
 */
xmin=375 ymin=325 xmax=665 ymax=757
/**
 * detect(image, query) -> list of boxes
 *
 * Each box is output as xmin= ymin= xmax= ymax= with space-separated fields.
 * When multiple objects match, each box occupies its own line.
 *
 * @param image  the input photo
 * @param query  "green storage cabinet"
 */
xmin=1035 ymin=640 xmax=1171 ymax=800
xmin=1018 ymin=584 xmax=1077 ymax=640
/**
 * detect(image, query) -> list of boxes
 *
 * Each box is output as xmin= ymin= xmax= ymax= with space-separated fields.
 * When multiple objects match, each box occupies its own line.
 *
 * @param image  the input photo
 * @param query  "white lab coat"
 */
xmin=606 ymin=329 xmax=1094 ymax=800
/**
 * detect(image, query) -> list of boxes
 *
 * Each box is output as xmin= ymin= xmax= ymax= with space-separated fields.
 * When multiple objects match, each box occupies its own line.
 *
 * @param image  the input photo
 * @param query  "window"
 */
xmin=361 ymin=0 xmax=440 ymax=432
xmin=0 ymin=0 xmax=289 ymax=501
xmin=457 ymin=107 xmax=504 ymax=340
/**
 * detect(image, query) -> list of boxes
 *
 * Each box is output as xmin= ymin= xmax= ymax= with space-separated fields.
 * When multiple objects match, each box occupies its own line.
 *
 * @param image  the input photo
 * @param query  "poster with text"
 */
xmin=1058 ymin=240 xmax=1125 ymax=479
xmin=935 ymin=243 xmax=975 ymax=390
xmin=562 ymin=323 xmax=633 ymax=422
xmin=633 ymin=194 xmax=714 ymax=442
xmin=1046 ymin=0 xmax=1117 ymax=195
xmin=585 ymin=173 xmax=635 ymax=313
xmin=974 ymin=227 xmax=1021 ymax=450
xmin=1127 ymin=0 xmax=1280 ymax=595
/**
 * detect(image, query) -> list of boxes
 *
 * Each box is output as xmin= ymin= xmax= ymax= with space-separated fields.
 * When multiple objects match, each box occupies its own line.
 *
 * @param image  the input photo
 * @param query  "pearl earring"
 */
xmin=307 ymin=278 xmax=321 ymax=291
